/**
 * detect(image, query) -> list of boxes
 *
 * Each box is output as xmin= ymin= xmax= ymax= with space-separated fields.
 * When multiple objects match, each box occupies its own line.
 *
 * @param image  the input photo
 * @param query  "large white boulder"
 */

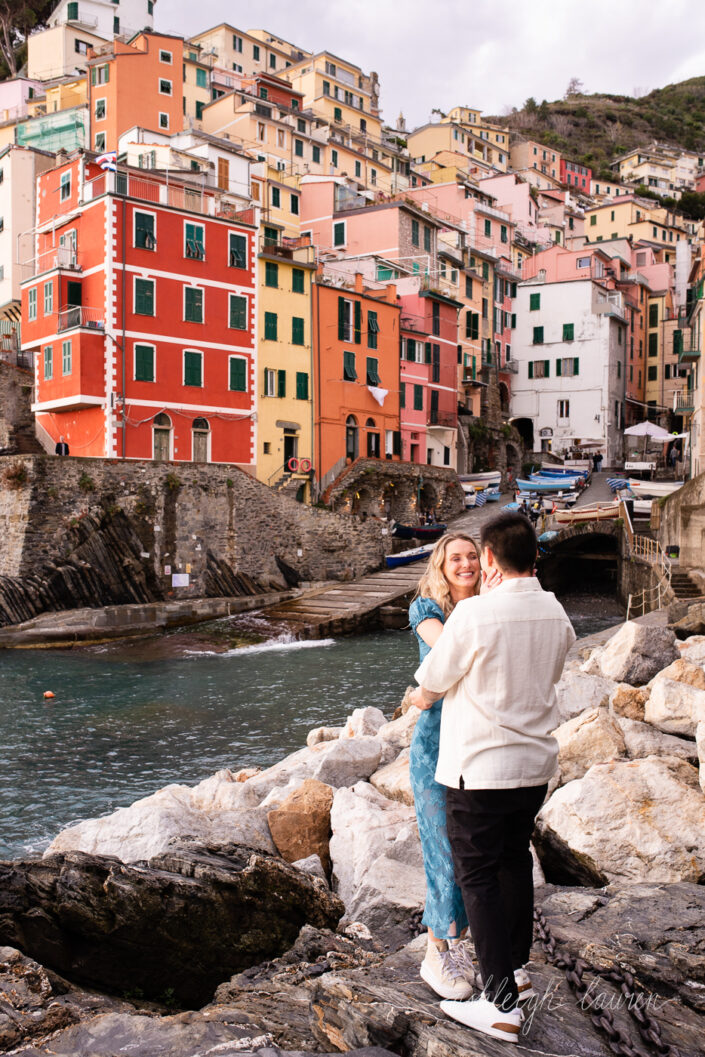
xmin=555 ymin=670 xmax=618 ymax=722
xmin=535 ymin=756 xmax=705 ymax=885
xmin=46 ymin=770 xmax=275 ymax=863
xmin=644 ymin=674 xmax=705 ymax=736
xmin=677 ymin=635 xmax=705 ymax=668
xmin=329 ymin=781 xmax=425 ymax=929
xmin=553 ymin=707 xmax=626 ymax=784
xmin=369 ymin=749 xmax=413 ymax=806
xmin=616 ymin=716 xmax=699 ymax=764
xmin=248 ymin=737 xmax=382 ymax=800
xmin=597 ymin=622 xmax=679 ymax=686
xmin=340 ymin=706 xmax=387 ymax=739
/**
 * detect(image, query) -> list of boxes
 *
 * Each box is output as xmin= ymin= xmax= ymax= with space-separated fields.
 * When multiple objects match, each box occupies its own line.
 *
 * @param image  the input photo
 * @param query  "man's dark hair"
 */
xmin=480 ymin=512 xmax=537 ymax=574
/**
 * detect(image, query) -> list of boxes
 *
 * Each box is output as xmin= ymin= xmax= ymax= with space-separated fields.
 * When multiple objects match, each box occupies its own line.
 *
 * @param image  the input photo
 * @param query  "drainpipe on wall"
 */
xmin=308 ymin=258 xmax=315 ymax=501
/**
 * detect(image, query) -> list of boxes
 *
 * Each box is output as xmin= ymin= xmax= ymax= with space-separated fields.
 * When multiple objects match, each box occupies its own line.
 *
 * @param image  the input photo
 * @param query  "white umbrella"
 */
xmin=623 ymin=421 xmax=672 ymax=439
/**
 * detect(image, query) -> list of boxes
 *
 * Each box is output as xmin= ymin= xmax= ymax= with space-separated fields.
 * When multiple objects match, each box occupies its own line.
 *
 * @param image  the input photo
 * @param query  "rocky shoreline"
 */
xmin=2 ymin=605 xmax=705 ymax=1055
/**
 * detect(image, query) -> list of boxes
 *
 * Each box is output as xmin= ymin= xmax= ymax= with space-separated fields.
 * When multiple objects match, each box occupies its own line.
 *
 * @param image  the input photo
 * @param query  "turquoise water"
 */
xmin=0 ymin=627 xmax=419 ymax=859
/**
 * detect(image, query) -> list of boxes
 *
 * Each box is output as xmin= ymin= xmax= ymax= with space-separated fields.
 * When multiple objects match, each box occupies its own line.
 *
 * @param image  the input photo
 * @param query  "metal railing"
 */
xmin=24 ymin=245 xmax=80 ymax=278
xmin=58 ymin=306 xmax=105 ymax=332
xmin=625 ymin=511 xmax=673 ymax=618
xmin=674 ymin=390 xmax=695 ymax=412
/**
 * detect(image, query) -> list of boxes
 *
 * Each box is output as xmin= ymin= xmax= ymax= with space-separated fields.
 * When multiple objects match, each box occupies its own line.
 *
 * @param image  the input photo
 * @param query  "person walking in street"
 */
xmin=409 ymin=512 xmax=575 ymax=1043
xmin=54 ymin=435 xmax=69 ymax=456
xmin=408 ymin=533 xmax=481 ymax=1001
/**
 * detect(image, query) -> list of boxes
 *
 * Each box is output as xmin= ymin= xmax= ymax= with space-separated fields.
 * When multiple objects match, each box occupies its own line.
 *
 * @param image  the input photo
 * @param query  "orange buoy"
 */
xmin=43 ymin=691 xmax=55 ymax=699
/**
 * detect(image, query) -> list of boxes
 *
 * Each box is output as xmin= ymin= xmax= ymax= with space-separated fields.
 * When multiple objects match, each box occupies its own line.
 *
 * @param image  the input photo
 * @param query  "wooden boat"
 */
xmin=553 ymin=504 xmax=620 ymax=524
xmin=484 ymin=487 xmax=501 ymax=502
xmin=391 ymin=522 xmax=447 ymax=541
xmin=538 ymin=468 xmax=589 ymax=480
xmin=518 ymin=477 xmax=580 ymax=493
xmin=458 ymin=471 xmax=501 ymax=487
xmin=628 ymin=479 xmax=683 ymax=498
xmin=386 ymin=543 xmax=434 ymax=568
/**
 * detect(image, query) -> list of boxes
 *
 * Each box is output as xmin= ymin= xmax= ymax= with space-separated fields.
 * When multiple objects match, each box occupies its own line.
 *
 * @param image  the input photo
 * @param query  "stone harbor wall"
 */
xmin=324 ymin=457 xmax=464 ymax=522
xmin=0 ymin=455 xmax=393 ymax=626
xmin=0 ymin=361 xmax=36 ymax=454
xmin=658 ymin=470 xmax=705 ymax=569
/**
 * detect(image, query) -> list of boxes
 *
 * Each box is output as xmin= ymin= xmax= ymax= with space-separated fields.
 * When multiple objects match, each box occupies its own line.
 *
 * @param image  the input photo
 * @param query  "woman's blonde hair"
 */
xmin=415 ymin=532 xmax=481 ymax=616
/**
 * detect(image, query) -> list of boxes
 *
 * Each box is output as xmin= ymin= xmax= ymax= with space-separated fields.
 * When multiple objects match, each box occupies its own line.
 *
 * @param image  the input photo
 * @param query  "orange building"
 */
xmin=88 ymin=32 xmax=186 ymax=153
xmin=313 ymin=273 xmax=401 ymax=486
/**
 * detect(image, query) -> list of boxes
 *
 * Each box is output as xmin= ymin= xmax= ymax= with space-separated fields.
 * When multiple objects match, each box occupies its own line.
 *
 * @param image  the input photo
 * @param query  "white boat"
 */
xmin=554 ymin=504 xmax=621 ymax=524
xmin=458 ymin=471 xmax=501 ymax=487
xmin=460 ymin=483 xmax=477 ymax=508
xmin=628 ymin=479 xmax=683 ymax=499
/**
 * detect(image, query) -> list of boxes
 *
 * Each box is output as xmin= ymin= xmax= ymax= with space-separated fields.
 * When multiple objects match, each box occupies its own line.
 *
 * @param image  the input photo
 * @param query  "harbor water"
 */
xmin=0 ymin=593 xmax=622 ymax=861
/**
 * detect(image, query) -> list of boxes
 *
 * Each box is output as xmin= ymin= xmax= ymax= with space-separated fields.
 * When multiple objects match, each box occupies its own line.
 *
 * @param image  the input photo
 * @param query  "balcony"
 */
xmin=674 ymin=391 xmax=695 ymax=414
xmin=593 ymin=291 xmax=627 ymax=322
xmin=427 ymin=409 xmax=456 ymax=428
xmin=58 ymin=306 xmax=105 ymax=333
xmin=83 ymin=171 xmax=255 ymax=224
xmin=258 ymin=234 xmax=315 ymax=264
xmin=675 ymin=330 xmax=701 ymax=362
xmin=500 ymin=360 xmax=519 ymax=373
xmin=24 ymin=245 xmax=81 ymax=279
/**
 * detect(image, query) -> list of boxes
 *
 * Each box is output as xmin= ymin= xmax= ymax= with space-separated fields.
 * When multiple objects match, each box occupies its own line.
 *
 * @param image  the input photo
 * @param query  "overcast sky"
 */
xmin=157 ymin=0 xmax=705 ymax=130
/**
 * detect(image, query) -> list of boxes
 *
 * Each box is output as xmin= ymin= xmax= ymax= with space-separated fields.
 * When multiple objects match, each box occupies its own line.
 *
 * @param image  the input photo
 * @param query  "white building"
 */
xmin=510 ymin=276 xmax=628 ymax=465
xmin=48 ymin=0 xmax=155 ymax=42
xmin=0 ymin=145 xmax=55 ymax=319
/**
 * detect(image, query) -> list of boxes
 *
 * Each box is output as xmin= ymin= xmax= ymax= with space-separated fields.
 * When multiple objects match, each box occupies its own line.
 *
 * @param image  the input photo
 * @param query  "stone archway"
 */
xmin=419 ymin=481 xmax=438 ymax=518
xmin=511 ymin=417 xmax=534 ymax=451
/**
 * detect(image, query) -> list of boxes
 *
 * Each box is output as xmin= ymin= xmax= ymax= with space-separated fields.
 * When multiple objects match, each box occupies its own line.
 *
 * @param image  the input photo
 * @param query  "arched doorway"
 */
xmin=345 ymin=415 xmax=359 ymax=462
xmin=419 ymin=481 xmax=438 ymax=519
xmin=365 ymin=417 xmax=380 ymax=458
xmin=511 ymin=417 xmax=534 ymax=451
xmin=192 ymin=417 xmax=210 ymax=462
xmin=153 ymin=413 xmax=172 ymax=461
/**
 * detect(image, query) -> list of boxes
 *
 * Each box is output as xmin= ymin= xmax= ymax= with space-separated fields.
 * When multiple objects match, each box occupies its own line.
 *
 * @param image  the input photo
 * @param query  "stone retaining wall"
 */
xmin=324 ymin=457 xmax=464 ymax=522
xmin=657 ymin=471 xmax=705 ymax=569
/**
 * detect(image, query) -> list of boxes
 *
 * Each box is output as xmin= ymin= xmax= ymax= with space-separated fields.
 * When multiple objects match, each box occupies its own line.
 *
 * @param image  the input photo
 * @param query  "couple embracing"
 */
xmin=407 ymin=512 xmax=575 ymax=1044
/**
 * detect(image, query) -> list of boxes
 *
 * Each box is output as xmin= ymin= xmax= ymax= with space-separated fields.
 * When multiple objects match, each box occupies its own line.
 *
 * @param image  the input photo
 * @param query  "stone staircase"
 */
xmin=669 ymin=568 xmax=702 ymax=600
xmin=9 ymin=424 xmax=45 ymax=455
xmin=271 ymin=473 xmax=306 ymax=500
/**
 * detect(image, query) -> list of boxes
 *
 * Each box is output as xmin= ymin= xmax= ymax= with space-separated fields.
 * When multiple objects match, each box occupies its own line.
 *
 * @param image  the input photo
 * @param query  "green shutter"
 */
xmin=511 ymin=313 xmax=516 ymax=329
xmin=296 ymin=372 xmax=309 ymax=399
xmin=366 ymin=357 xmax=380 ymax=385
xmin=292 ymin=316 xmax=304 ymax=345
xmin=277 ymin=369 xmax=286 ymax=397
xmin=135 ymin=344 xmax=154 ymax=382
xmin=530 ymin=292 xmax=540 ymax=311
xmin=135 ymin=212 xmax=154 ymax=249
xmin=265 ymin=261 xmax=278 ymax=287
xmin=229 ymin=234 xmax=247 ymax=268
xmin=563 ymin=322 xmax=574 ymax=341
xmin=292 ymin=268 xmax=304 ymax=293
xmin=185 ymin=222 xmax=204 ymax=257
xmin=229 ymin=295 xmax=247 ymax=329
xmin=135 ymin=279 xmax=154 ymax=315
xmin=424 ymin=342 xmax=432 ymax=364
xmin=400 ymin=383 xmax=405 ymax=408
xmin=574 ymin=357 xmax=579 ymax=376
xmin=544 ymin=360 xmax=550 ymax=377
xmin=533 ymin=326 xmax=543 ymax=344
xmin=343 ymin=350 xmax=357 ymax=380
xmin=354 ymin=300 xmax=361 ymax=343
xmin=556 ymin=358 xmax=562 ymax=376
xmin=413 ymin=384 xmax=423 ymax=410
xmin=185 ymin=287 xmax=203 ymax=322
xmin=264 ymin=312 xmax=278 ymax=340
xmin=184 ymin=351 xmax=202 ymax=386
xmin=229 ymin=358 xmax=247 ymax=391
xmin=368 ymin=310 xmax=378 ymax=349
xmin=338 ymin=296 xmax=346 ymax=340
xmin=528 ymin=361 xmax=533 ymax=379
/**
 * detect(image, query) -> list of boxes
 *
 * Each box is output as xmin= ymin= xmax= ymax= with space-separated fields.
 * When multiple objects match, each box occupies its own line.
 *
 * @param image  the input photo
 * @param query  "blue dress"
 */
xmin=409 ymin=596 xmax=468 ymax=939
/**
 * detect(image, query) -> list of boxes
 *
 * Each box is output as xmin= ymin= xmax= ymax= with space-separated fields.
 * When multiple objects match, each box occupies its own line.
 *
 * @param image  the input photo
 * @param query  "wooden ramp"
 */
xmin=261 ymin=562 xmax=428 ymax=638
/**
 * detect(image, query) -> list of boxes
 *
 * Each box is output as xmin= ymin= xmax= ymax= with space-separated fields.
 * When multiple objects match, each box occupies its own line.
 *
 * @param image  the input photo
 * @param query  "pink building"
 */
xmin=560 ymin=159 xmax=592 ymax=191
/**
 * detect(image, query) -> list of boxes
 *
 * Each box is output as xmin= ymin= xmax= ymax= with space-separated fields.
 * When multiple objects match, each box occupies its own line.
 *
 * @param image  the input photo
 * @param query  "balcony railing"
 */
xmin=674 ymin=391 xmax=695 ymax=413
xmin=58 ymin=306 xmax=105 ymax=332
xmin=24 ymin=245 xmax=80 ymax=278
xmin=427 ymin=409 xmax=456 ymax=428
xmin=259 ymin=234 xmax=315 ymax=263
xmin=501 ymin=360 xmax=519 ymax=373
xmin=83 ymin=170 xmax=254 ymax=223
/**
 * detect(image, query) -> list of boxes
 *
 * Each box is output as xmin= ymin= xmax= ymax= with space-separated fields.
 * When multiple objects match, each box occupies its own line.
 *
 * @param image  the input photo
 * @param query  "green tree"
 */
xmin=524 ymin=97 xmax=538 ymax=115
xmin=0 ymin=1 xmax=53 ymax=78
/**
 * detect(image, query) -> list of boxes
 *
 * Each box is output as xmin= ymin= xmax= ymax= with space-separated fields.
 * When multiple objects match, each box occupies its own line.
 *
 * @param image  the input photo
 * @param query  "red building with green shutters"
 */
xmin=21 ymin=153 xmax=257 ymax=465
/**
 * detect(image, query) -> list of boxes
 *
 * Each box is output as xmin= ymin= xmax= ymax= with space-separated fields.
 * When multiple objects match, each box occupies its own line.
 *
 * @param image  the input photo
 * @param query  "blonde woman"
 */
xmin=409 ymin=533 xmax=482 ymax=1000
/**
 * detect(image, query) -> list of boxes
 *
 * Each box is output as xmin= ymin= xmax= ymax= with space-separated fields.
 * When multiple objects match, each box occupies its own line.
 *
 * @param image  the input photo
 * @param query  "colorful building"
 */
xmin=21 ymin=153 xmax=257 ymax=465
xmin=560 ymin=158 xmax=592 ymax=192
xmin=510 ymin=139 xmax=562 ymax=182
xmin=0 ymin=145 xmax=55 ymax=320
xmin=48 ymin=0 xmax=156 ymax=42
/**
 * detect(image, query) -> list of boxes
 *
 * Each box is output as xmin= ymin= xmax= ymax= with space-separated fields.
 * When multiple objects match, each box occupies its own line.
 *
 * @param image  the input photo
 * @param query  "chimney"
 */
xmin=354 ymin=272 xmax=364 ymax=294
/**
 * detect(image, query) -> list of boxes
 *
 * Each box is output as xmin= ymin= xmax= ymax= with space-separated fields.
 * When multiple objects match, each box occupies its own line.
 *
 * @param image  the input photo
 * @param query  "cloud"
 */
xmin=157 ymin=0 xmax=705 ymax=128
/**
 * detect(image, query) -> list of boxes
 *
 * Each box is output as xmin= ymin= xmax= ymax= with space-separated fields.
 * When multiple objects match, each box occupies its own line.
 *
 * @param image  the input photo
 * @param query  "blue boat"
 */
xmin=518 ymin=477 xmax=579 ymax=493
xmin=529 ymin=473 xmax=582 ymax=487
xmin=484 ymin=487 xmax=501 ymax=502
xmin=386 ymin=543 xmax=434 ymax=568
xmin=537 ymin=469 xmax=588 ymax=480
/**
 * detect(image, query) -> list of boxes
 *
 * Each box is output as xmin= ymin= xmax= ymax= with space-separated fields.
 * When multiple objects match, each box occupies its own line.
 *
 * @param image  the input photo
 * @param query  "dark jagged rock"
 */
xmin=0 ymin=843 xmax=344 ymax=1008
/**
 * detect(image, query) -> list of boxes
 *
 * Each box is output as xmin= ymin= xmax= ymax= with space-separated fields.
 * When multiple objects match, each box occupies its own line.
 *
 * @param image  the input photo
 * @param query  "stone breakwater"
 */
xmin=2 ymin=607 xmax=705 ymax=1056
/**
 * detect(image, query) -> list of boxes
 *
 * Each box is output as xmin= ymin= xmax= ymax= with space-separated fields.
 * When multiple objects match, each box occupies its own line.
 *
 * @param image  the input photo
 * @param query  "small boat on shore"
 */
xmin=458 ymin=471 xmax=502 ymax=487
xmin=484 ymin=486 xmax=501 ymax=502
xmin=460 ymin=483 xmax=477 ymax=508
xmin=385 ymin=543 xmax=434 ymax=569
xmin=553 ymin=504 xmax=621 ymax=524
xmin=628 ymin=479 xmax=683 ymax=499
xmin=518 ymin=476 xmax=581 ymax=493
xmin=391 ymin=522 xmax=447 ymax=541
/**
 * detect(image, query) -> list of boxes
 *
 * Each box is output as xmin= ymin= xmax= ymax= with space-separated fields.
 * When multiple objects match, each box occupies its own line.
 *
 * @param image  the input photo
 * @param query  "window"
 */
xmin=533 ymin=326 xmax=544 ymax=344
xmin=159 ymin=49 xmax=172 ymax=64
xmin=135 ymin=343 xmax=155 ymax=382
xmin=558 ymin=399 xmax=570 ymax=418
xmin=590 ymin=214 xmax=596 ymax=226
xmin=576 ymin=256 xmax=590 ymax=269
xmin=481 ymin=297 xmax=488 ymax=319
xmin=277 ymin=369 xmax=286 ymax=397
xmin=43 ymin=282 xmax=53 ymax=316
xmin=312 ymin=145 xmax=321 ymax=164
xmin=229 ymin=294 xmax=247 ymax=330
xmin=413 ymin=384 xmax=423 ymax=411
xmin=465 ymin=275 xmax=473 ymax=298
xmin=292 ymin=317 xmax=305 ymax=345
xmin=500 ymin=224 xmax=508 ymax=243
xmin=95 ymin=97 xmax=106 ymax=120
xmin=370 ymin=168 xmax=377 ymax=186
xmin=229 ymin=233 xmax=247 ymax=269
xmin=147 ymin=0 xmax=153 ymax=13
xmin=43 ymin=345 xmax=52 ymax=380
xmin=184 ymin=222 xmax=204 ymax=259
xmin=184 ymin=286 xmax=203 ymax=323
xmin=432 ymin=300 xmax=440 ymax=336
xmin=423 ymin=226 xmax=431 ymax=252
xmin=253 ymin=44 xmax=260 ymax=60
xmin=556 ymin=357 xmax=579 ymax=377
xmin=271 ymin=187 xmax=281 ymax=208
xmin=399 ymin=382 xmax=405 ymax=408
xmin=648 ymin=303 xmax=658 ymax=327
xmin=135 ymin=278 xmax=154 ymax=315
xmin=411 ymin=218 xmax=419 ymax=246
xmin=648 ymin=333 xmax=658 ymax=356
xmin=257 ymin=122 xmax=266 ymax=141
xmin=367 ymin=310 xmax=378 ymax=349
xmin=296 ymin=372 xmax=309 ymax=400
xmin=529 ymin=292 xmax=540 ymax=311
xmin=259 ymin=86 xmax=269 ymax=101
xmin=290 ymin=193 xmax=299 ymax=215
xmin=366 ymin=357 xmax=380 ymax=385
xmin=181 ymin=350 xmax=201 ymax=387
xmin=94 ymin=132 xmax=106 ymax=151
xmin=465 ymin=311 xmax=479 ymax=340
xmin=135 ymin=211 xmax=155 ymax=249
xmin=27 ymin=287 xmax=37 ymax=321
xmin=269 ymin=53 xmax=276 ymax=69
xmin=528 ymin=360 xmax=549 ymax=378
xmin=229 ymin=357 xmax=247 ymax=392
xmin=67 ymin=1 xmax=78 ymax=19
xmin=343 ymin=350 xmax=357 ymax=380
xmin=264 ymin=312 xmax=278 ymax=340
xmin=159 ymin=79 xmax=172 ymax=95
xmin=60 ymin=171 xmax=71 ymax=201
xmin=265 ymin=261 xmax=278 ymax=288
xmin=62 ymin=339 xmax=72 ymax=376
xmin=292 ymin=268 xmax=305 ymax=294
xmin=333 ymin=221 xmax=346 ymax=247
xmin=262 ymin=368 xmax=276 ymax=397
xmin=648 ymin=365 xmax=657 ymax=381
xmin=323 ymin=80 xmax=330 ymax=96
xmin=232 ymin=34 xmax=243 ymax=52
xmin=406 ymin=339 xmax=416 ymax=362
xmin=334 ymin=106 xmax=342 ymax=123
xmin=331 ymin=149 xmax=338 ymax=167
xmin=196 ymin=67 xmax=207 ymax=89
xmin=159 ymin=112 xmax=169 ymax=130
xmin=294 ymin=139 xmax=303 ymax=158
xmin=563 ymin=323 xmax=574 ymax=341
xmin=431 ymin=343 xmax=440 ymax=382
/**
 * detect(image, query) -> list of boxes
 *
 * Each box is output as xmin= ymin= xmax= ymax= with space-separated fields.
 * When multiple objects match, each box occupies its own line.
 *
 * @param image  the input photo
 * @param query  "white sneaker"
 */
xmin=448 ymin=938 xmax=480 ymax=985
xmin=440 ymin=995 xmax=523 ymax=1043
xmin=515 ymin=966 xmax=537 ymax=1003
xmin=420 ymin=940 xmax=474 ymax=1000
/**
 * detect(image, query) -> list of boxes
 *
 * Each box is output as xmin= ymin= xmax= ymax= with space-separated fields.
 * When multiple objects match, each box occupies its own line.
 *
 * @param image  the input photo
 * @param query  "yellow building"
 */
xmin=255 ymin=173 xmax=315 ymax=499
xmin=189 ymin=23 xmax=309 ymax=80
xmin=41 ymin=77 xmax=87 ymax=114
xmin=509 ymin=139 xmax=561 ymax=181
xmin=408 ymin=122 xmax=506 ymax=172
xmin=282 ymin=51 xmax=381 ymax=140
xmin=183 ymin=48 xmax=212 ymax=129
xmin=585 ymin=196 xmax=689 ymax=259
xmin=28 ymin=22 xmax=106 ymax=81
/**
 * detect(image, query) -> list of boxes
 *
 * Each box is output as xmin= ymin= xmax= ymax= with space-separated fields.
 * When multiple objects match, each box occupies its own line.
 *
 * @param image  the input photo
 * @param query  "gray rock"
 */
xmin=644 ymin=673 xmax=705 ymax=736
xmin=555 ymin=670 xmax=618 ymax=722
xmin=292 ymin=854 xmax=329 ymax=885
xmin=598 ymin=621 xmax=679 ymax=685
xmin=369 ymin=749 xmax=413 ymax=805
xmin=615 ymin=715 xmax=699 ymax=763
xmin=307 ymin=726 xmax=343 ymax=748
xmin=553 ymin=707 xmax=626 ymax=784
xmin=340 ymin=706 xmax=387 ymax=738
xmin=250 ymin=738 xmax=382 ymax=801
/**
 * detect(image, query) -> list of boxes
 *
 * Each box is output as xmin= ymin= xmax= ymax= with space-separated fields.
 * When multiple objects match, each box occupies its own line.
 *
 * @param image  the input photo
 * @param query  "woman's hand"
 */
xmin=480 ymin=568 xmax=503 ymax=594
xmin=408 ymin=686 xmax=435 ymax=711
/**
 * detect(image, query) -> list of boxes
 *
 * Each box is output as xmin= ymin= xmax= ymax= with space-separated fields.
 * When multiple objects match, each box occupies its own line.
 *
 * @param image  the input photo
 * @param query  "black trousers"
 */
xmin=445 ymin=783 xmax=548 ymax=1011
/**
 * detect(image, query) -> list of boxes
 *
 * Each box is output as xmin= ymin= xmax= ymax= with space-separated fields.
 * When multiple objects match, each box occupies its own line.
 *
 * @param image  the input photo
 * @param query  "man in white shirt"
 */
xmin=410 ymin=512 xmax=575 ymax=1043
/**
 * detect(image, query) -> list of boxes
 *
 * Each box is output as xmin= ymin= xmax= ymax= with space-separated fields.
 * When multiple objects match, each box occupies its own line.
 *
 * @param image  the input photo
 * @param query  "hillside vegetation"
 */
xmin=488 ymin=77 xmax=705 ymax=178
